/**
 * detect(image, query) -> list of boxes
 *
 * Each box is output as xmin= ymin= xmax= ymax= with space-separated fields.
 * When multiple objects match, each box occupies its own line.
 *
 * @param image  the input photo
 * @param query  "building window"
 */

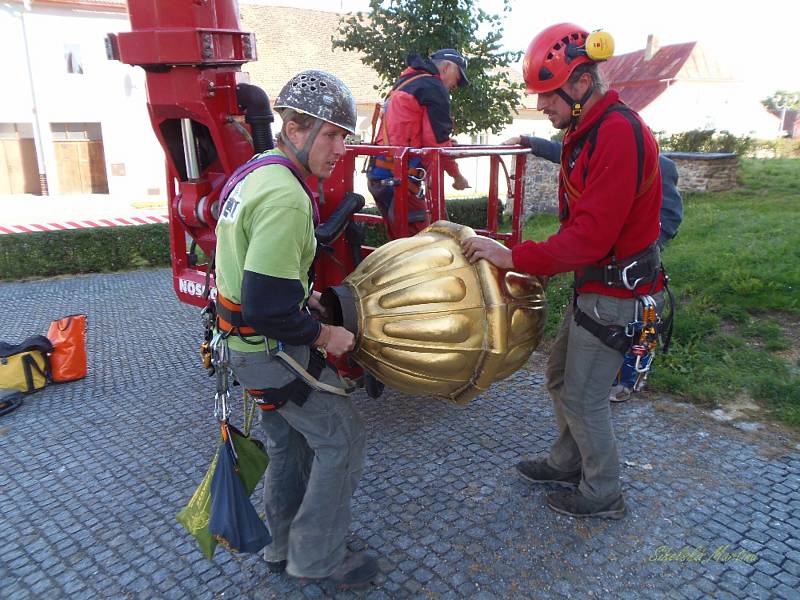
xmin=0 ymin=123 xmax=18 ymax=140
xmin=0 ymin=122 xmax=34 ymax=140
xmin=64 ymin=44 xmax=84 ymax=75
xmin=51 ymin=122 xmax=103 ymax=141
xmin=470 ymin=131 xmax=489 ymax=145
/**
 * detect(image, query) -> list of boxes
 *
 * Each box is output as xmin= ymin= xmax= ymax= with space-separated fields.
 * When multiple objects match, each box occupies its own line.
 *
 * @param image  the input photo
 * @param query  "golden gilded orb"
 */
xmin=325 ymin=221 xmax=547 ymax=404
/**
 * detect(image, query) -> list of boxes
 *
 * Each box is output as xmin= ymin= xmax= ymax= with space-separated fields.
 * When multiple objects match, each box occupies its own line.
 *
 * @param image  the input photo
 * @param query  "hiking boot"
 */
xmin=266 ymin=559 xmax=287 ymax=574
xmin=546 ymin=489 xmax=626 ymax=520
xmin=516 ymin=458 xmax=581 ymax=487
xmin=322 ymin=550 xmax=379 ymax=589
xmin=609 ymin=384 xmax=632 ymax=403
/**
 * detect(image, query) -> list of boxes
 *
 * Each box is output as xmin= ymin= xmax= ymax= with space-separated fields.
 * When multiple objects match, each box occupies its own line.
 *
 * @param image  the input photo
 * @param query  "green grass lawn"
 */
xmin=523 ymin=158 xmax=800 ymax=426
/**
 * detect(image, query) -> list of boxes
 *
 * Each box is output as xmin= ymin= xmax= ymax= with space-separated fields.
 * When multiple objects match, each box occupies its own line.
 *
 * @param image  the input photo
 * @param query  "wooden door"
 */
xmin=87 ymin=140 xmax=109 ymax=193
xmin=0 ymin=139 xmax=40 ymax=194
xmin=54 ymin=140 xmax=108 ymax=194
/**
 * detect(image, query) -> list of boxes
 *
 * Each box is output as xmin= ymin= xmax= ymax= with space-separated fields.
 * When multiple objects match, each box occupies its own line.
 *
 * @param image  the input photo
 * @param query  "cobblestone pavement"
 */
xmin=1 ymin=269 xmax=799 ymax=600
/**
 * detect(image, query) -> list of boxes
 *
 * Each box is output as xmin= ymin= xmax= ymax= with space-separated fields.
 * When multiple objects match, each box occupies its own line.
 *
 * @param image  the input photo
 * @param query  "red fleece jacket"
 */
xmin=377 ymin=59 xmax=462 ymax=179
xmin=511 ymin=90 xmax=663 ymax=297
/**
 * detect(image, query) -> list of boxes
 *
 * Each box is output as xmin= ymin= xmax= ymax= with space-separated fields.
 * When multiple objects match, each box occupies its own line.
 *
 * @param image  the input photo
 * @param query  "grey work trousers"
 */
xmin=230 ymin=346 xmax=366 ymax=578
xmin=545 ymin=291 xmax=664 ymax=501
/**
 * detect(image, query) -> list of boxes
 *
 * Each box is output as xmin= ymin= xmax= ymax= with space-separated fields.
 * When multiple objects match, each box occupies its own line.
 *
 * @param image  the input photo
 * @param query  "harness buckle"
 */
xmin=409 ymin=167 xmax=426 ymax=182
xmin=408 ymin=167 xmax=426 ymax=198
xmin=621 ymin=260 xmax=644 ymax=290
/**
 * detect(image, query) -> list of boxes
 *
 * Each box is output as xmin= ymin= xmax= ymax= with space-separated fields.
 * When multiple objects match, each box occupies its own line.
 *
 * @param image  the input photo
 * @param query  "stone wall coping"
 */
xmin=662 ymin=151 xmax=737 ymax=160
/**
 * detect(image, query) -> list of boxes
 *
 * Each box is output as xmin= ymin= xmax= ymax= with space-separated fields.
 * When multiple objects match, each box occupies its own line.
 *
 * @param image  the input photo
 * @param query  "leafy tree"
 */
xmin=761 ymin=90 xmax=800 ymax=112
xmin=334 ymin=0 xmax=523 ymax=135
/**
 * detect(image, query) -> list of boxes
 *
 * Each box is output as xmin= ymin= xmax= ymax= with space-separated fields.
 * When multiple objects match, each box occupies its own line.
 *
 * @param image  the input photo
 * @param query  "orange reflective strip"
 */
xmin=559 ymin=159 xmax=658 ymax=202
xmin=370 ymin=102 xmax=381 ymax=144
xmin=217 ymin=293 xmax=240 ymax=312
xmin=637 ymin=165 xmax=659 ymax=199
xmin=559 ymin=170 xmax=582 ymax=203
xmin=216 ymin=315 xmax=257 ymax=336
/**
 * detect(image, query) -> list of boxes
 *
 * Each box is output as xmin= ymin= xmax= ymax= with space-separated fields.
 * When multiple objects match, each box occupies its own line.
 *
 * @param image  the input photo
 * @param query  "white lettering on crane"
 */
xmin=179 ymin=278 xmax=201 ymax=297
xmin=178 ymin=278 xmax=218 ymax=299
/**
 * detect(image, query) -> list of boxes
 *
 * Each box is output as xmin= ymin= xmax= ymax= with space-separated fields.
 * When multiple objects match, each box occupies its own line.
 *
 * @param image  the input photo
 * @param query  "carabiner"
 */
xmin=621 ymin=261 xmax=644 ymax=290
xmin=635 ymin=350 xmax=654 ymax=373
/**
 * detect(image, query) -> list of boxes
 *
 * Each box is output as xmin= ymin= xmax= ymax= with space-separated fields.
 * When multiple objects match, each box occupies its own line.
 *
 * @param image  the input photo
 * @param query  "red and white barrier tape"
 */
xmin=0 ymin=214 xmax=169 ymax=235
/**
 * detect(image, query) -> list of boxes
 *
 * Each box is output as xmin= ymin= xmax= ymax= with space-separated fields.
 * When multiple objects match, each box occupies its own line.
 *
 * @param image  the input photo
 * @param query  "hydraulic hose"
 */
xmin=236 ymin=83 xmax=274 ymax=154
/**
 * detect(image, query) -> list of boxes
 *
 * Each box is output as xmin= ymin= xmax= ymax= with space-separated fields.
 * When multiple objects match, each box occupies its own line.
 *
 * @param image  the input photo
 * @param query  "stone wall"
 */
xmin=519 ymin=155 xmax=559 ymax=219
xmin=518 ymin=152 xmax=739 ymax=219
xmin=662 ymin=152 xmax=738 ymax=193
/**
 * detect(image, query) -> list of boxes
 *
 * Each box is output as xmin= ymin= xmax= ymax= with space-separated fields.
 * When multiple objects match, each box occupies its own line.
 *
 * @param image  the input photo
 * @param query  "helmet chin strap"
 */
xmin=280 ymin=118 xmax=324 ymax=172
xmin=555 ymin=85 xmax=594 ymax=130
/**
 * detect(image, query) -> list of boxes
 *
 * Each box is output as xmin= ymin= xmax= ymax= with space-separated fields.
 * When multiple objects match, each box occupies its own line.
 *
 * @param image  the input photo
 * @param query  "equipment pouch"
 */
xmin=46 ymin=314 xmax=88 ymax=382
xmin=0 ymin=335 xmax=53 ymax=393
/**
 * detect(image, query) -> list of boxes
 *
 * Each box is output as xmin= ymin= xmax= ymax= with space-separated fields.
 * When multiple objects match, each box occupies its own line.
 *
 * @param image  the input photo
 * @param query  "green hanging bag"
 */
xmin=176 ymin=423 xmax=268 ymax=560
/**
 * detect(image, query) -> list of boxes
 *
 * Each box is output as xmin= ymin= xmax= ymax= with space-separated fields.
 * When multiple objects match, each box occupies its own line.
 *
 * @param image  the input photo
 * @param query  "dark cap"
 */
xmin=431 ymin=48 xmax=470 ymax=88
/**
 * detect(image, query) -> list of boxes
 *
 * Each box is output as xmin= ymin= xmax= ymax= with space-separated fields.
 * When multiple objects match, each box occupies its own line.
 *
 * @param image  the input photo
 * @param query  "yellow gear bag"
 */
xmin=0 ymin=335 xmax=53 ymax=393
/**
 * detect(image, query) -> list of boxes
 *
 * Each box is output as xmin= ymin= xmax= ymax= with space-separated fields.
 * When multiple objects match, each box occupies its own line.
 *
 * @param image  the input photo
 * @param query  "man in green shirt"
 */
xmin=214 ymin=70 xmax=377 ymax=588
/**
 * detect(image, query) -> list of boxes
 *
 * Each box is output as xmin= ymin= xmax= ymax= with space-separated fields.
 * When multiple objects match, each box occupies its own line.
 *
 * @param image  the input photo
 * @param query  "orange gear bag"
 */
xmin=46 ymin=314 xmax=88 ymax=382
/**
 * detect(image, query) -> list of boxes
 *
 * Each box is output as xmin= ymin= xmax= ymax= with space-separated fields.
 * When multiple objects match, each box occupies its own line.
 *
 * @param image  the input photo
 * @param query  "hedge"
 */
xmin=1 ymin=197 xmax=501 ymax=281
xmin=653 ymin=128 xmax=800 ymax=158
xmin=361 ymin=196 xmax=502 ymax=247
xmin=0 ymin=224 xmax=171 ymax=281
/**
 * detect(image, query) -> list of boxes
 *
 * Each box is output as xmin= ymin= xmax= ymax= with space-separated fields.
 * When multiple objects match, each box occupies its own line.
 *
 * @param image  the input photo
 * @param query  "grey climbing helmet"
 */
xmin=275 ymin=70 xmax=357 ymax=134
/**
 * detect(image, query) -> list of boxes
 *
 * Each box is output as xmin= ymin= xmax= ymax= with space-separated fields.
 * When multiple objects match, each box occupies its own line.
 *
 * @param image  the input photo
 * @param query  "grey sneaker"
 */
xmin=516 ymin=458 xmax=581 ymax=486
xmin=546 ymin=489 xmax=626 ymax=520
xmin=323 ymin=550 xmax=378 ymax=589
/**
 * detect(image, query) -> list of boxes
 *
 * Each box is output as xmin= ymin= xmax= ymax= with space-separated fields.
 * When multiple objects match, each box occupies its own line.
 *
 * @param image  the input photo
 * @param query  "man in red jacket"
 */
xmin=463 ymin=23 xmax=665 ymax=519
xmin=367 ymin=49 xmax=471 ymax=238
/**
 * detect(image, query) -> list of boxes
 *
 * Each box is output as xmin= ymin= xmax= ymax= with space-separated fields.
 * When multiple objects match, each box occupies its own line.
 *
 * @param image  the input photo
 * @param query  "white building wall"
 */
xmin=452 ymin=114 xmax=556 ymax=197
xmin=639 ymin=81 xmax=779 ymax=138
xmin=1 ymin=9 xmax=35 ymax=121
xmin=1 ymin=3 xmax=164 ymax=198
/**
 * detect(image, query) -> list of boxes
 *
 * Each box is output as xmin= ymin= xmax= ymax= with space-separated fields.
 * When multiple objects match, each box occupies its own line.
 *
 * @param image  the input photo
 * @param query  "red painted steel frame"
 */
xmin=109 ymin=0 xmax=256 ymax=306
xmin=112 ymin=0 xmax=530 ymax=310
xmin=314 ymin=144 xmax=530 ymax=292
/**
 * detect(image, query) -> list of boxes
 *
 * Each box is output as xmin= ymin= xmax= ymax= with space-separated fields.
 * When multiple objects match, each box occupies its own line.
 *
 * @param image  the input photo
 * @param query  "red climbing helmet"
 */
xmin=522 ymin=23 xmax=591 ymax=94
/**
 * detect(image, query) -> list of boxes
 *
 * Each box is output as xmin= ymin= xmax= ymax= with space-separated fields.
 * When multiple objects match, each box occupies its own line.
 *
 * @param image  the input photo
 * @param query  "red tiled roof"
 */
xmin=599 ymin=42 xmax=735 ymax=112
xmin=239 ymin=5 xmax=383 ymax=106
